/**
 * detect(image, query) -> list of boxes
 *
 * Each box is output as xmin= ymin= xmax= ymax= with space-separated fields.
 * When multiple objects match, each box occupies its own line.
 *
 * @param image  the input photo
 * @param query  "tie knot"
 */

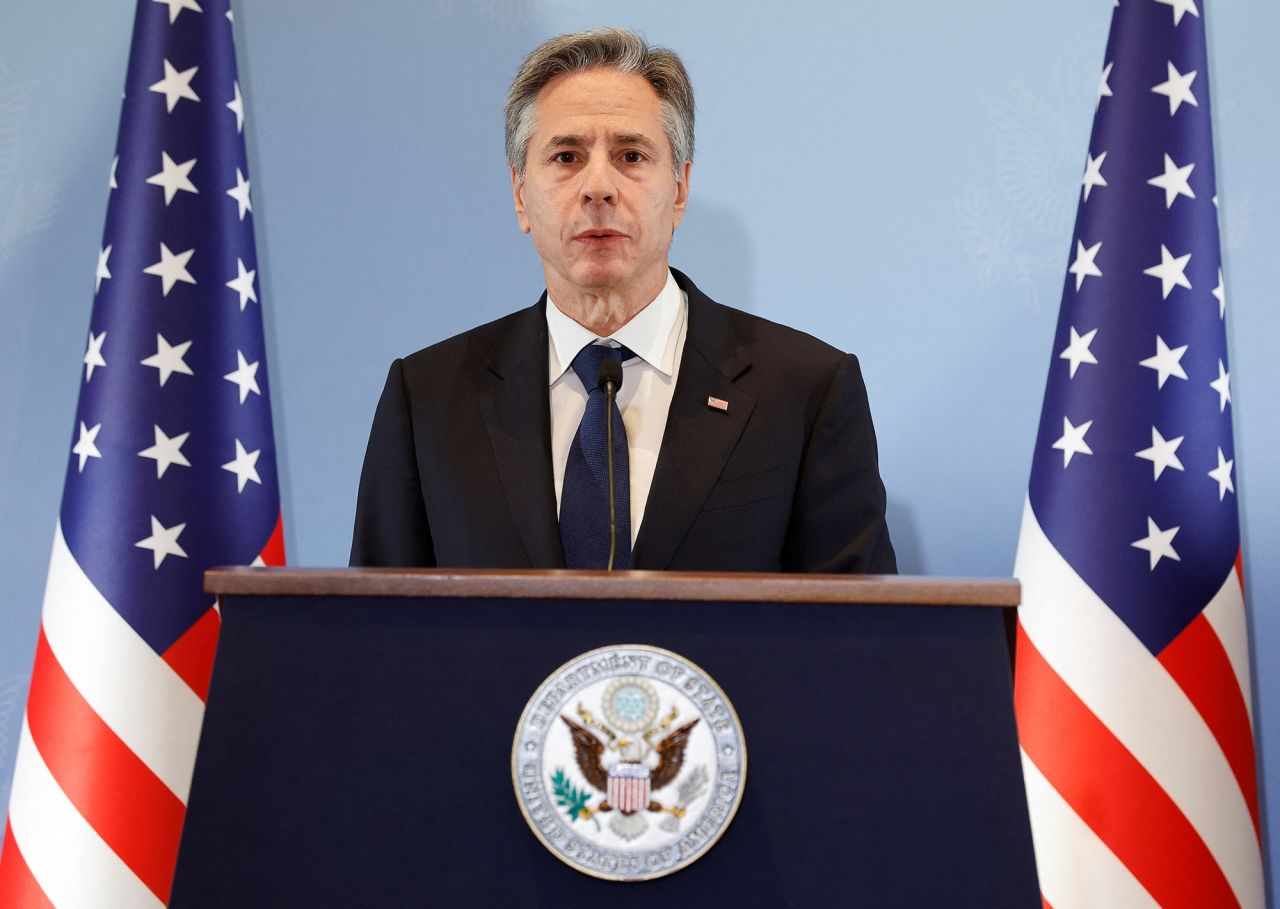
xmin=569 ymin=343 xmax=634 ymax=392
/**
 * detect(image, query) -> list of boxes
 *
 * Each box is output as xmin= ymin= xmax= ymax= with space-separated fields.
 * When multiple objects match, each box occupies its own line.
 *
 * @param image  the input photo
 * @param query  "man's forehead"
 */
xmin=543 ymin=132 xmax=660 ymax=150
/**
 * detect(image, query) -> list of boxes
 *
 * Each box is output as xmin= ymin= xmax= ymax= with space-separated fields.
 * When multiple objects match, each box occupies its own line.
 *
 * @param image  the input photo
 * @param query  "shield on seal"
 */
xmin=607 ymin=761 xmax=650 ymax=814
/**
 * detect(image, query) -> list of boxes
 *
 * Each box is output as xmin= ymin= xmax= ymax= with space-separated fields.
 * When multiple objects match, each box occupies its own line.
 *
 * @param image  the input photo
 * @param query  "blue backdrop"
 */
xmin=1 ymin=0 xmax=1276 ymax=896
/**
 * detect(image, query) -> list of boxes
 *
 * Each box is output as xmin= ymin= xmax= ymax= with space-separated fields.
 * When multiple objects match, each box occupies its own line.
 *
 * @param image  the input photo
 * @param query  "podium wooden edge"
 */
xmin=204 ymin=567 xmax=1021 ymax=608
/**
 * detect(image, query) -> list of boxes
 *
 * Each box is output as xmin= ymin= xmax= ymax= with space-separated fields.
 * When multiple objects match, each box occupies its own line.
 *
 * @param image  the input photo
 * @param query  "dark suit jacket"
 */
xmin=350 ymin=269 xmax=896 ymax=573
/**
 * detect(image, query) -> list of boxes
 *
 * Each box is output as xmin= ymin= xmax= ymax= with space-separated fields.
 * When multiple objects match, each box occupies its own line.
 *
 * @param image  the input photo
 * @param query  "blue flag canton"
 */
xmin=1029 ymin=0 xmax=1237 ymax=657
xmin=62 ymin=0 xmax=280 ymax=656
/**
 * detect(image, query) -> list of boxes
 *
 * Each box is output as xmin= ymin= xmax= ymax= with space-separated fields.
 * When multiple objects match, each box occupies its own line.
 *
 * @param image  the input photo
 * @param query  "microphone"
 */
xmin=595 ymin=357 xmax=624 ymax=571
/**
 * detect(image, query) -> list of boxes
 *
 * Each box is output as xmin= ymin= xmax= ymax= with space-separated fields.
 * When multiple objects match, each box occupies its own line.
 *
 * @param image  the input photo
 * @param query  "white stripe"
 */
xmin=1202 ymin=571 xmax=1253 ymax=725
xmin=7 ymin=718 xmax=164 ymax=909
xmin=40 ymin=522 xmax=205 ymax=802
xmin=1020 ymin=748 xmax=1159 ymax=909
xmin=1015 ymin=498 xmax=1264 ymax=908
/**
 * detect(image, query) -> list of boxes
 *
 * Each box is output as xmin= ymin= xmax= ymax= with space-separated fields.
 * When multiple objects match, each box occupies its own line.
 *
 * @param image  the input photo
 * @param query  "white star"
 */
xmin=148 ymin=59 xmax=200 ymax=113
xmin=1152 ymin=61 xmax=1198 ymax=116
xmin=134 ymin=515 xmax=188 ymax=569
xmin=72 ymin=421 xmax=102 ymax=472
xmin=152 ymin=0 xmax=203 ymax=23
xmin=1147 ymin=153 xmax=1195 ymax=208
xmin=226 ymin=7 xmax=234 ymax=23
xmin=137 ymin=425 xmax=192 ymax=478
xmin=1132 ymin=517 xmax=1181 ymax=570
xmin=222 ymin=439 xmax=262 ymax=493
xmin=146 ymin=151 xmax=199 ymax=205
xmin=140 ymin=333 xmax=194 ymax=386
xmin=143 ymin=242 xmax=196 ymax=296
xmin=83 ymin=330 xmax=107 ymax=382
xmin=1208 ymin=448 xmax=1235 ymax=500
xmin=1143 ymin=244 xmax=1192 ymax=299
xmin=1059 ymin=326 xmax=1098 ymax=378
xmin=1210 ymin=359 xmax=1231 ymax=411
xmin=226 ymin=167 xmax=252 ymax=220
xmin=109 ymin=155 xmax=119 ymax=190
xmin=1155 ymin=0 xmax=1200 ymax=26
xmin=226 ymin=80 xmax=244 ymax=133
xmin=1099 ymin=61 xmax=1114 ymax=100
xmin=95 ymin=244 xmax=112 ymax=294
xmin=1138 ymin=335 xmax=1188 ymax=388
xmin=1053 ymin=416 xmax=1094 ymax=467
xmin=224 ymin=350 xmax=261 ymax=403
xmin=1068 ymin=240 xmax=1103 ymax=291
xmin=1082 ymin=151 xmax=1108 ymax=202
xmin=1135 ymin=426 xmax=1185 ymax=480
xmin=226 ymin=257 xmax=258 ymax=310
xmin=1212 ymin=269 xmax=1225 ymax=318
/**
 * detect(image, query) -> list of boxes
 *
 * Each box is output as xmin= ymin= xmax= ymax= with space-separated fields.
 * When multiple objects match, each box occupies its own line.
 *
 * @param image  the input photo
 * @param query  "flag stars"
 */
xmin=152 ymin=0 xmax=203 ymax=23
xmin=226 ymin=80 xmax=244 ymax=133
xmin=109 ymin=155 xmax=119 ymax=190
xmin=226 ymin=257 xmax=258 ymax=309
xmin=148 ymin=59 xmax=200 ymax=112
xmin=140 ymin=333 xmax=194 ymax=386
xmin=72 ymin=421 xmax=103 ymax=472
xmin=1099 ymin=61 xmax=1114 ymax=100
xmin=1212 ymin=269 xmax=1225 ymax=318
xmin=1053 ymin=416 xmax=1094 ymax=467
xmin=1135 ymin=426 xmax=1185 ymax=480
xmin=135 ymin=516 xmax=188 ymax=569
xmin=227 ymin=167 xmax=252 ymax=220
xmin=1132 ymin=517 xmax=1180 ymax=570
xmin=1143 ymin=244 xmax=1192 ymax=298
xmin=1155 ymin=0 xmax=1200 ymax=26
xmin=222 ymin=439 xmax=262 ymax=492
xmin=1147 ymin=153 xmax=1195 ymax=208
xmin=137 ymin=425 xmax=192 ymax=478
xmin=84 ymin=331 xmax=107 ymax=382
xmin=144 ymin=242 xmax=197 ymax=296
xmin=224 ymin=350 xmax=261 ymax=403
xmin=1152 ymin=61 xmax=1198 ymax=116
xmin=1068 ymin=240 xmax=1103 ymax=291
xmin=1082 ymin=152 xmax=1108 ymax=202
xmin=1138 ymin=335 xmax=1188 ymax=388
xmin=146 ymin=152 xmax=199 ymax=205
xmin=1210 ymin=360 xmax=1231 ymax=411
xmin=95 ymin=245 xmax=112 ymax=294
xmin=1208 ymin=448 xmax=1235 ymax=500
xmin=1059 ymin=326 xmax=1098 ymax=378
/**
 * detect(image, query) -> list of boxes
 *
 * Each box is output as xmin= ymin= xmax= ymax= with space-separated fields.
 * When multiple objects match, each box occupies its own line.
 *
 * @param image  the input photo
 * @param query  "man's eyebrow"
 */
xmin=542 ymin=133 xmax=660 ymax=150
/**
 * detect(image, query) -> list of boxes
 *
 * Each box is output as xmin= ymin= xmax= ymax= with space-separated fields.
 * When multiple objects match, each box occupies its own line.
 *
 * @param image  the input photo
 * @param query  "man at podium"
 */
xmin=351 ymin=28 xmax=895 ymax=575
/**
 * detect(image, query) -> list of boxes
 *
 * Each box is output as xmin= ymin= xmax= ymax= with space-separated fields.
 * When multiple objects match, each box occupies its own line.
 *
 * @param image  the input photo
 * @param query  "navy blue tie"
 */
xmin=560 ymin=344 xmax=633 ymax=569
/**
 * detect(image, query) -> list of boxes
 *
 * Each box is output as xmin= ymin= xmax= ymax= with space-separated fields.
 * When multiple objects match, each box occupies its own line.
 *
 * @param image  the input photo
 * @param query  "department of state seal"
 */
xmin=512 ymin=645 xmax=746 ymax=882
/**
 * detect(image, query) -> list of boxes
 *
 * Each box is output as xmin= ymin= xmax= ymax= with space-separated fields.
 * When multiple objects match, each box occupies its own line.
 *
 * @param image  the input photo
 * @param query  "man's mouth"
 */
xmin=574 ymin=229 xmax=627 ymax=242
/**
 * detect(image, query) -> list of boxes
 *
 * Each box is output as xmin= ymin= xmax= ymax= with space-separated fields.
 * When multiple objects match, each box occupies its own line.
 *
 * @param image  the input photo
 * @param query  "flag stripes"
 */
xmin=0 ymin=822 xmax=56 ymax=909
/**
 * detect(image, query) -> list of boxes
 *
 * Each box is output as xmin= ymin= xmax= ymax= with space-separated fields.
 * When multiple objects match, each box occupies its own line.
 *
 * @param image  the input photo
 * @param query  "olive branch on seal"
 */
xmin=551 ymin=768 xmax=599 ymax=830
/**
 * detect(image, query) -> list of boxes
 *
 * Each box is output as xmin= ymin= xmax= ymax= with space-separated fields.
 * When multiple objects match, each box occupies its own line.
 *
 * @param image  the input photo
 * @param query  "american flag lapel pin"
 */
xmin=706 ymin=396 xmax=729 ymax=412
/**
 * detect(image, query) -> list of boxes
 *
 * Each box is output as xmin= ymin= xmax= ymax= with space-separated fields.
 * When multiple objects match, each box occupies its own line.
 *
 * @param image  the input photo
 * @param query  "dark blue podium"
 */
xmin=170 ymin=569 xmax=1039 ymax=908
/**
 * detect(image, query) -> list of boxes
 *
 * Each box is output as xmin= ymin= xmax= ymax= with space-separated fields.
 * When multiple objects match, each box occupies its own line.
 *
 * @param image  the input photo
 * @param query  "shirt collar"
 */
xmin=546 ymin=270 xmax=684 ymax=385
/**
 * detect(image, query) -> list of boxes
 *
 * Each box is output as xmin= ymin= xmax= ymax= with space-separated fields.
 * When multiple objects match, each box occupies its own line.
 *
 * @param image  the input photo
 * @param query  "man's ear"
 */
xmin=511 ymin=166 xmax=531 ymax=234
xmin=671 ymin=160 xmax=692 ymax=231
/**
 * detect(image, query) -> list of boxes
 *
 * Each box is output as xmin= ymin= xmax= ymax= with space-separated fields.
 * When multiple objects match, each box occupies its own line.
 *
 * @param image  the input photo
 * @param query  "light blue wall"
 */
xmin=2 ymin=0 xmax=1276 ymax=895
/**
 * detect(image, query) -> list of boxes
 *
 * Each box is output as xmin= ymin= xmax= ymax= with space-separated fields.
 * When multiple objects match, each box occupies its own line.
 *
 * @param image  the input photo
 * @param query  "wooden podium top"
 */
xmin=205 ymin=568 xmax=1020 ymax=607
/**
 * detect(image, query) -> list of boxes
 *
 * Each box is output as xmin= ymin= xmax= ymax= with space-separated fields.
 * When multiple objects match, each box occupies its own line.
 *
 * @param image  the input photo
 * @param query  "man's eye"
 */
xmin=622 ymin=151 xmax=645 ymax=164
xmin=553 ymin=151 xmax=577 ymax=164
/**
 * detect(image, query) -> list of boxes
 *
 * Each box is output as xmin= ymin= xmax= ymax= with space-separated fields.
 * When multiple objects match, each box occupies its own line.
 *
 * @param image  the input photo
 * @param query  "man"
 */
xmin=351 ymin=28 xmax=895 ymax=573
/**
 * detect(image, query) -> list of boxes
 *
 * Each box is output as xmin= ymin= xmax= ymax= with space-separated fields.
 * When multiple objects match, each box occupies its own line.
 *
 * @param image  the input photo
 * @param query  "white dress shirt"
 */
xmin=547 ymin=270 xmax=688 ymax=546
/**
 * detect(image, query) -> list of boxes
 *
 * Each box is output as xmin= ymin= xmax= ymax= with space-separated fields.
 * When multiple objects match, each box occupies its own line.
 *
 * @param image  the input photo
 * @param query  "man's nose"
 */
xmin=579 ymin=156 xmax=617 ymax=205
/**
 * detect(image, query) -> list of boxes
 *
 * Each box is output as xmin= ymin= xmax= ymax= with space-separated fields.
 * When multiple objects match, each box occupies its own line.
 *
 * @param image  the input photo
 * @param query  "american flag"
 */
xmin=0 ymin=2 xmax=283 ymax=905
xmin=1013 ymin=1 xmax=1263 ymax=906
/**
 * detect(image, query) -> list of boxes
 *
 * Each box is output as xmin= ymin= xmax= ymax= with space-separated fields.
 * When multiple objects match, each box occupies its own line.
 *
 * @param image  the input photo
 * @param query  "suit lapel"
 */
xmin=633 ymin=271 xmax=756 ymax=570
xmin=478 ymin=298 xmax=565 ymax=568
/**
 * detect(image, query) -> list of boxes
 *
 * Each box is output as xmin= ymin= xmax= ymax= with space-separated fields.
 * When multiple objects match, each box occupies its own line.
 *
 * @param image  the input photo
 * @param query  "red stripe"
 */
xmin=1158 ymin=613 xmax=1260 ymax=839
xmin=26 ymin=629 xmax=186 ymax=903
xmin=1041 ymin=898 xmax=1054 ymax=909
xmin=1014 ymin=623 xmax=1236 ymax=908
xmin=0 ymin=821 xmax=56 ymax=909
xmin=260 ymin=512 xmax=286 ymax=566
xmin=162 ymin=605 xmax=221 ymax=702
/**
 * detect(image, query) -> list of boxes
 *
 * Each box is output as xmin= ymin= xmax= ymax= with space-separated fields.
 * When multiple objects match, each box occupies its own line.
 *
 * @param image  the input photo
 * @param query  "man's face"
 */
xmin=512 ymin=68 xmax=691 ymax=302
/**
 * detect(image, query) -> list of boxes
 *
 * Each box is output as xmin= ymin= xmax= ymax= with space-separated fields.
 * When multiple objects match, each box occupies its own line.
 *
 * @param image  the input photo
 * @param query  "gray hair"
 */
xmin=505 ymin=28 xmax=695 ymax=182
